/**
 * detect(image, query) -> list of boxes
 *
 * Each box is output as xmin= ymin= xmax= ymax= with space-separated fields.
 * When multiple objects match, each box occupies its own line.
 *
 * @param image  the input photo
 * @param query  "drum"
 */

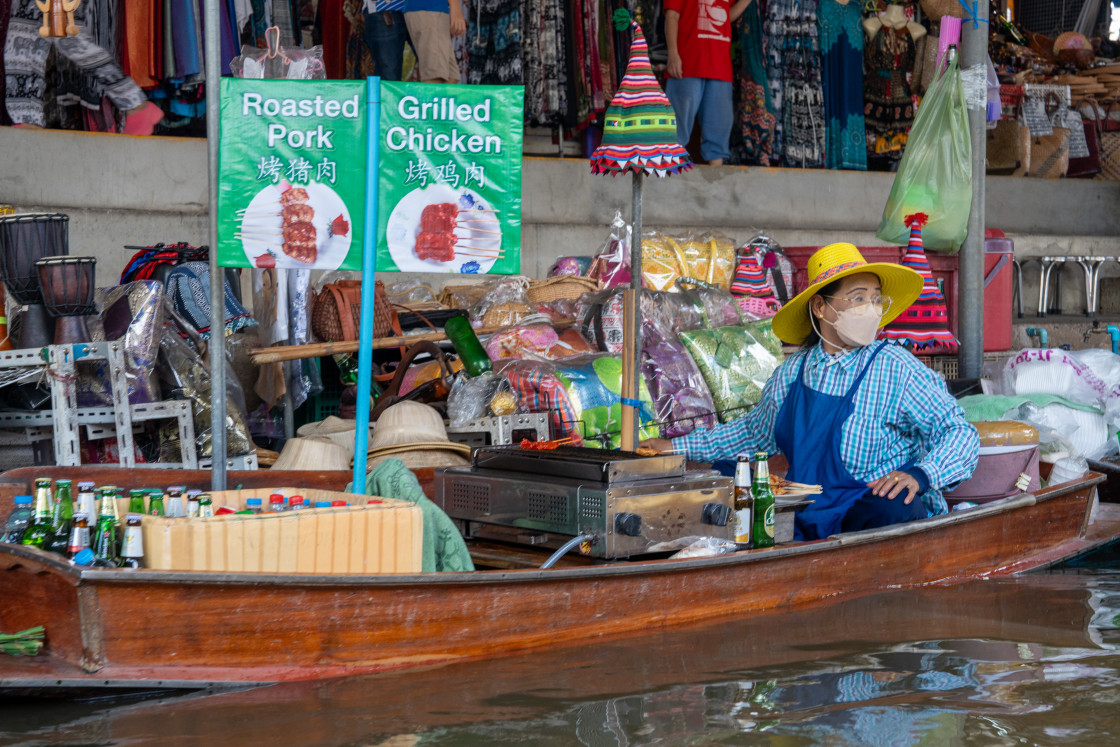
xmin=36 ymin=256 xmax=96 ymax=344
xmin=0 ymin=213 xmax=69 ymax=305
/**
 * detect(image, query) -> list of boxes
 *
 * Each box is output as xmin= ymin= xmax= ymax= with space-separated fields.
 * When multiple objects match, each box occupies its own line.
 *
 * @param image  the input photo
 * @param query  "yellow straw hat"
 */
xmin=771 ymin=243 xmax=924 ymax=345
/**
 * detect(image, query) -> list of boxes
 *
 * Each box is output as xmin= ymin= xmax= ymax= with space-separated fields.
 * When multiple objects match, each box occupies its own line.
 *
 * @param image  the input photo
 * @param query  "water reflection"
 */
xmin=3 ymin=574 xmax=1120 ymax=746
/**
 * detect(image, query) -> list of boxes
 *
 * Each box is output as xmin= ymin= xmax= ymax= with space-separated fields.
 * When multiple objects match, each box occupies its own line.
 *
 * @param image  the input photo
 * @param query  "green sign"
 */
xmin=217 ymin=78 xmax=367 ymax=271
xmin=375 ymin=82 xmax=523 ymax=275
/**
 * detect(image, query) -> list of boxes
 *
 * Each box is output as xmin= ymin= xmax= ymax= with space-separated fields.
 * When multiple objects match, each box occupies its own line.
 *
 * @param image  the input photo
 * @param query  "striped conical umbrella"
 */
xmin=590 ymin=11 xmax=693 ymax=177
xmin=879 ymin=213 xmax=959 ymax=352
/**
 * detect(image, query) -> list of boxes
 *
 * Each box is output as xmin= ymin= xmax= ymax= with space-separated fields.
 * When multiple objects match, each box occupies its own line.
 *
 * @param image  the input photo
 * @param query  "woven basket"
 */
xmin=438 ymin=282 xmax=490 ymax=310
xmin=526 ymin=275 xmax=601 ymax=304
xmin=480 ymin=302 xmax=531 ymax=328
xmin=920 ymin=0 xmax=962 ymax=20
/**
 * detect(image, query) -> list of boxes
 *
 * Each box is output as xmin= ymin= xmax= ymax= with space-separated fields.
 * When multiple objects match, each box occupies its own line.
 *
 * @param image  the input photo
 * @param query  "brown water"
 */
xmin=3 ymin=571 xmax=1120 ymax=746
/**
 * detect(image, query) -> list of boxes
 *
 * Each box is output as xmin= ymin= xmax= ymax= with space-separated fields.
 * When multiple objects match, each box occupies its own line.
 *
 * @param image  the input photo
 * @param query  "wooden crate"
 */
xmin=139 ymin=489 xmax=423 ymax=574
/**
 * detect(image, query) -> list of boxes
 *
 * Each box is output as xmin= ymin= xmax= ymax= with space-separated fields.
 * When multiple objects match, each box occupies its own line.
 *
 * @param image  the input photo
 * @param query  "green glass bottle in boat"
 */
xmin=21 ymin=478 xmax=54 ymax=550
xmin=45 ymin=479 xmax=74 ymax=555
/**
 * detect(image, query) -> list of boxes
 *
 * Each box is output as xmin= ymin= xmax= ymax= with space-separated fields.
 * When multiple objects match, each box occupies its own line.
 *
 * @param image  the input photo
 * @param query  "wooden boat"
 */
xmin=0 ymin=465 xmax=1117 ymax=695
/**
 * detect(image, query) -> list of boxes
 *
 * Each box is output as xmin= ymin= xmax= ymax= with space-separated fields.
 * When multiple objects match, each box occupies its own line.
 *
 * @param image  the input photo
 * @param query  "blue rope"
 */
xmin=955 ymin=0 xmax=990 ymax=30
xmin=620 ymin=396 xmax=653 ymax=422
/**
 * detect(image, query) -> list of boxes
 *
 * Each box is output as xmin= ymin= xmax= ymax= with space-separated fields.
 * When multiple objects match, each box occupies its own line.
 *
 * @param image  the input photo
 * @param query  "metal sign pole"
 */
xmin=352 ymin=77 xmax=382 ymax=493
xmin=203 ymin=0 xmax=226 ymax=489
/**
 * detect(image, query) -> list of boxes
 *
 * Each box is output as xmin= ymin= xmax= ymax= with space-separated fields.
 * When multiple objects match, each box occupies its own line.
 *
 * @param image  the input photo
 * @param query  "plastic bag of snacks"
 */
xmin=587 ymin=211 xmax=632 ymax=288
xmin=641 ymin=231 xmax=737 ymax=291
xmin=679 ymin=320 xmax=783 ymax=424
xmin=448 ymin=371 xmax=501 ymax=427
xmin=641 ymin=321 xmax=717 ymax=438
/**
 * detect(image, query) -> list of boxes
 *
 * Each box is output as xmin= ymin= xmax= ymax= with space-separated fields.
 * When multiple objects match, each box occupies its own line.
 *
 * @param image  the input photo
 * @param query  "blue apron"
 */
xmin=774 ymin=343 xmax=891 ymax=541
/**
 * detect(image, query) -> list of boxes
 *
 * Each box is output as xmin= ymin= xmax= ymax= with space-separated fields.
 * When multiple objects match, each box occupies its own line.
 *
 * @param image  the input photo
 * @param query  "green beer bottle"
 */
xmin=21 ymin=478 xmax=54 ymax=549
xmin=45 ymin=479 xmax=74 ymax=555
xmin=751 ymin=452 xmax=775 ymax=549
xmin=443 ymin=315 xmax=493 ymax=378
xmin=147 ymin=490 xmax=165 ymax=517
xmin=127 ymin=489 xmax=146 ymax=515
xmin=92 ymin=489 xmax=118 ymax=563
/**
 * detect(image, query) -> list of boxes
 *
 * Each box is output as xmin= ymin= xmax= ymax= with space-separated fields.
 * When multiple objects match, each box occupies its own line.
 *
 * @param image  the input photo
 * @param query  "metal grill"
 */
xmin=451 ymin=481 xmax=491 ymax=515
xmin=527 ymin=491 xmax=570 ymax=524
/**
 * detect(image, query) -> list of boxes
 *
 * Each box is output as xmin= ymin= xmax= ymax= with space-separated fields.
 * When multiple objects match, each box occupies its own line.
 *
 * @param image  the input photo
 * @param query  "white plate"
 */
xmin=775 ymin=490 xmax=818 ymax=502
xmin=385 ymin=184 xmax=501 ymax=274
xmin=238 ymin=181 xmax=352 ymax=270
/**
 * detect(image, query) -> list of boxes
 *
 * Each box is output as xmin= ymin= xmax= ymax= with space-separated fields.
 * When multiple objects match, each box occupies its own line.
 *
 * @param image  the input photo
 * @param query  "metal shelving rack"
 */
xmin=0 ymin=342 xmax=198 ymax=468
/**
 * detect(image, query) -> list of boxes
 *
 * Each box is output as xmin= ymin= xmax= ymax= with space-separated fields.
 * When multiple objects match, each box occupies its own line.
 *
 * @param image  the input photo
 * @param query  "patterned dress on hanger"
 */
xmin=730 ymin=0 xmax=775 ymax=166
xmin=520 ymin=0 xmax=567 ymax=125
xmin=819 ymin=0 xmax=865 ymax=170
xmin=863 ymin=24 xmax=916 ymax=159
xmin=779 ymin=1 xmax=824 ymax=168
xmin=468 ymin=0 xmax=522 ymax=84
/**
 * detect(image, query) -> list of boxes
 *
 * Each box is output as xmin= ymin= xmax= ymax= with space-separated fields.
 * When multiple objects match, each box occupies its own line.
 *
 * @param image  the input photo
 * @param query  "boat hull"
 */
xmin=0 ymin=473 xmax=1112 ymax=688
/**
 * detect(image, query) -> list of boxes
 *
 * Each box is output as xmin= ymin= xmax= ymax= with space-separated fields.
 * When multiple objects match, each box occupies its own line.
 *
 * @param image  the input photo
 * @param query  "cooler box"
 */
xmin=139 ymin=489 xmax=423 ymax=574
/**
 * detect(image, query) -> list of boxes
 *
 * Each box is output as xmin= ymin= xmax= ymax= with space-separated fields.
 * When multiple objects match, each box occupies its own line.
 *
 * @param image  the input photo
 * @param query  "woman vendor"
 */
xmin=642 ymin=243 xmax=979 ymax=540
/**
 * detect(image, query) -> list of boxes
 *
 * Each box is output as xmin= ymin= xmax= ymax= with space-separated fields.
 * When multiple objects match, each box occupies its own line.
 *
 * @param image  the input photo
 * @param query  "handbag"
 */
xmin=1098 ymin=130 xmax=1120 ymax=181
xmin=1068 ymin=99 xmax=1103 ymax=178
xmin=311 ymin=279 xmax=400 ymax=342
xmin=987 ymin=119 xmax=1024 ymax=174
xmin=1103 ymin=100 xmax=1120 ymax=133
xmin=1023 ymin=93 xmax=1069 ymax=179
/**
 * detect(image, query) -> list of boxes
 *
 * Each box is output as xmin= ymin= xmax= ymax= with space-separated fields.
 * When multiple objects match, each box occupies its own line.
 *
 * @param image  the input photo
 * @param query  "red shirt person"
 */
xmin=663 ymin=0 xmax=751 ymax=165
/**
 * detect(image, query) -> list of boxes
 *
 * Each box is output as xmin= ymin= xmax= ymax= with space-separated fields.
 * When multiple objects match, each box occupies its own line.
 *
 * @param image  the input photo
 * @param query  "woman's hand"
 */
xmin=867 ymin=471 xmax=919 ymax=504
xmin=638 ymin=438 xmax=674 ymax=455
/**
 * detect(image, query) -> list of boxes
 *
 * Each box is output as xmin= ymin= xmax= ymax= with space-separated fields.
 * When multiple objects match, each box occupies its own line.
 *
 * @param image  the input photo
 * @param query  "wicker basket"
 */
xmin=526 ymin=275 xmax=601 ymax=304
xmin=920 ymin=0 xmax=962 ymax=20
xmin=438 ymin=282 xmax=490 ymax=310
xmin=480 ymin=302 xmax=531 ymax=328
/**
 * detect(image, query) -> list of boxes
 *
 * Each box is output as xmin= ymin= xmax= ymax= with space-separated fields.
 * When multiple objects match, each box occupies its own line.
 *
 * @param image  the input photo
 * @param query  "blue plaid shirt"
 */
xmin=674 ymin=342 xmax=979 ymax=517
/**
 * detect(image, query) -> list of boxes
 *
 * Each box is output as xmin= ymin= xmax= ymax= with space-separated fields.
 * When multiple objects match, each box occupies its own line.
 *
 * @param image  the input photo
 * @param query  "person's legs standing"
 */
xmin=665 ymin=77 xmax=702 ymax=154
xmin=697 ymin=78 xmax=733 ymax=166
xmin=404 ymin=10 xmax=459 ymax=83
xmin=363 ymin=9 xmax=408 ymax=81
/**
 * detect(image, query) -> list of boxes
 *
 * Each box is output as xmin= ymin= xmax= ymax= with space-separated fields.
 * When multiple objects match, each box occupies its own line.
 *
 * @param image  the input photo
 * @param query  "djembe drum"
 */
xmin=36 ymin=256 xmax=96 ymax=344
xmin=0 ymin=213 xmax=70 ymax=348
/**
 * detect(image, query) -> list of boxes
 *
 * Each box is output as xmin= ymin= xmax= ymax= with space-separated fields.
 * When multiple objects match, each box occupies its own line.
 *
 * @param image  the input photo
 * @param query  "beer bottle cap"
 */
xmin=13 ymin=495 xmax=31 ymax=504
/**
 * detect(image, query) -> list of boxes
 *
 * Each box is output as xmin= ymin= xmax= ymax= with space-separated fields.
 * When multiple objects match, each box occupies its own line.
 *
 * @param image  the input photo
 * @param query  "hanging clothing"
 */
xmin=863 ymin=24 xmax=916 ymax=159
xmin=818 ymin=0 xmax=865 ymax=170
xmin=4 ymin=0 xmax=147 ymax=126
xmin=779 ymin=1 xmax=824 ymax=168
xmin=730 ymin=1 xmax=775 ymax=166
xmin=0 ymin=0 xmax=13 ymax=126
xmin=467 ymin=0 xmax=521 ymax=85
xmin=520 ymin=0 xmax=567 ymax=125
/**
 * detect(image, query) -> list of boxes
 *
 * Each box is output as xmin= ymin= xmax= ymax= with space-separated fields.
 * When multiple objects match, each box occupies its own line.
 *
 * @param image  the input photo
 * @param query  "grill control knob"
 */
xmin=702 ymin=503 xmax=731 ymax=526
xmin=614 ymin=513 xmax=642 ymax=537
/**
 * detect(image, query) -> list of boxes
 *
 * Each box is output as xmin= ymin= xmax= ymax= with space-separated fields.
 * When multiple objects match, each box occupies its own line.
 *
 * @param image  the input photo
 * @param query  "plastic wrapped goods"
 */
xmin=80 ymin=281 xmax=166 ymax=407
xmin=448 ymin=371 xmax=501 ymax=427
xmin=587 ymin=211 xmax=632 ymax=288
xmin=157 ymin=328 xmax=254 ymax=459
xmin=680 ymin=321 xmax=783 ymax=423
xmin=641 ymin=321 xmax=717 ymax=438
xmin=577 ymin=289 xmax=703 ymax=354
xmin=471 ymin=276 xmax=532 ymax=329
xmin=484 ymin=323 xmax=595 ymax=361
xmin=1003 ymin=349 xmax=1119 ymax=411
xmin=678 ymin=280 xmax=743 ymax=328
xmin=642 ymin=231 xmax=737 ymax=291
xmin=501 ymin=356 xmax=657 ymax=448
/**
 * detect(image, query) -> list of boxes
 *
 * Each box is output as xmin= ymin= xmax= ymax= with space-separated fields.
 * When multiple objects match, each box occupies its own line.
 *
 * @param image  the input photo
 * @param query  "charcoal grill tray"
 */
xmin=471 ymin=445 xmax=685 ymax=484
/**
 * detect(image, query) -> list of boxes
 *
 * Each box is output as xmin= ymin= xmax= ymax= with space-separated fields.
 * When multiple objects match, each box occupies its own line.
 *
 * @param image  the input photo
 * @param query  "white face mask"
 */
xmin=821 ymin=300 xmax=883 ymax=348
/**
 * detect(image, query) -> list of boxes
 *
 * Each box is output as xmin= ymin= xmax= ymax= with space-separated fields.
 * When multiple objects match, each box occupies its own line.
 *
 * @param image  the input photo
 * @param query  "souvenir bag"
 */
xmin=311 ymin=279 xmax=400 ymax=342
xmin=1023 ymin=93 xmax=1070 ymax=179
xmin=877 ymin=54 xmax=972 ymax=252
xmin=1068 ymin=99 xmax=1102 ymax=179
xmin=729 ymin=248 xmax=781 ymax=318
xmin=1099 ymin=128 xmax=1120 ymax=181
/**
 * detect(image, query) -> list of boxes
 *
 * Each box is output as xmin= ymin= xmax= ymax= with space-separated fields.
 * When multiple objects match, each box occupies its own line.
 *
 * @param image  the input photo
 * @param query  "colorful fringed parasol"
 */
xmin=879 ymin=213 xmax=960 ymax=353
xmin=589 ymin=10 xmax=692 ymax=449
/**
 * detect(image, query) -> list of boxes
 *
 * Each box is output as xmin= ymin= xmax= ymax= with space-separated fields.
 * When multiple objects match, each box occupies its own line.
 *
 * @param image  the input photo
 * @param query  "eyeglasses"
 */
xmin=823 ymin=294 xmax=893 ymax=315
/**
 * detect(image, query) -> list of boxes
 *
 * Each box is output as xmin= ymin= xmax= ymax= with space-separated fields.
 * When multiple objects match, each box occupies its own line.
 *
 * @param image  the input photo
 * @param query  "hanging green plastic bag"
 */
xmin=876 ymin=54 xmax=972 ymax=253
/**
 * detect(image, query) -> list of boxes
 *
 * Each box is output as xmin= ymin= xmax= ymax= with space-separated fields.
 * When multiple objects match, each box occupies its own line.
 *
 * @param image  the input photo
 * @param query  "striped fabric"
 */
xmin=730 ymin=253 xmax=775 ymax=297
xmin=590 ymin=18 xmax=692 ymax=177
xmin=878 ymin=216 xmax=959 ymax=352
xmin=673 ymin=342 xmax=980 ymax=518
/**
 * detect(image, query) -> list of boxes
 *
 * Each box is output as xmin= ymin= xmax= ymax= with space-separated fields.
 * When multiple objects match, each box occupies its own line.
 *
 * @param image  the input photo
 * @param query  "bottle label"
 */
xmin=764 ymin=504 xmax=776 ymax=539
xmin=733 ymin=508 xmax=752 ymax=544
xmin=121 ymin=529 xmax=144 ymax=558
xmin=734 ymin=462 xmax=751 ymax=488
xmin=187 ymin=501 xmax=200 ymax=518
xmin=68 ymin=527 xmax=90 ymax=553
